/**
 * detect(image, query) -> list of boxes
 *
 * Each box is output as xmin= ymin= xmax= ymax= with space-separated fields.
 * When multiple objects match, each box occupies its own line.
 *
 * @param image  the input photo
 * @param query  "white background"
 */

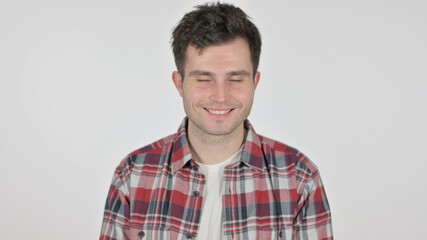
xmin=1 ymin=0 xmax=426 ymax=239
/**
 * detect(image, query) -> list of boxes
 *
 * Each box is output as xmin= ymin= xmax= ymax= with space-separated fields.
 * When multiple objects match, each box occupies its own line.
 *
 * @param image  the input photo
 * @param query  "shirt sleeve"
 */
xmin=100 ymin=164 xmax=131 ymax=240
xmin=293 ymin=171 xmax=333 ymax=240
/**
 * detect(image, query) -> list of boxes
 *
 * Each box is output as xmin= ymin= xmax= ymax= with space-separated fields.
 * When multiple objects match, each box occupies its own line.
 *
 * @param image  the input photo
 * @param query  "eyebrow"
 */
xmin=188 ymin=70 xmax=214 ymax=77
xmin=188 ymin=70 xmax=251 ymax=77
xmin=227 ymin=70 xmax=251 ymax=77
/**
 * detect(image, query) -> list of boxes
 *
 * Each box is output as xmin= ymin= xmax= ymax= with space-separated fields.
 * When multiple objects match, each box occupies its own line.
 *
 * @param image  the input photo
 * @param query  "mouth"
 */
xmin=204 ymin=108 xmax=233 ymax=115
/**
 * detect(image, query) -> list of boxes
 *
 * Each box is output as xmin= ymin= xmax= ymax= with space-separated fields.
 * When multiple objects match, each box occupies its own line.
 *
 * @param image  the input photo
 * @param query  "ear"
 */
xmin=172 ymin=71 xmax=183 ymax=97
xmin=254 ymin=71 xmax=260 ymax=89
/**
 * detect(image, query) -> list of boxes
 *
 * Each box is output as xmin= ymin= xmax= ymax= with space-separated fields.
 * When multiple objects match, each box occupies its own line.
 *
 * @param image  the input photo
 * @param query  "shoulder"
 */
xmin=114 ymin=133 xmax=177 ymax=177
xmin=128 ymin=133 xmax=176 ymax=157
xmin=258 ymin=134 xmax=319 ymax=179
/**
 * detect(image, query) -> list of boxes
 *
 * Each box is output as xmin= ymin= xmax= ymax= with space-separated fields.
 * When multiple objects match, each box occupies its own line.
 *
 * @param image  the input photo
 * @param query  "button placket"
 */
xmin=192 ymin=164 xmax=198 ymax=171
xmin=186 ymin=233 xmax=193 ymax=239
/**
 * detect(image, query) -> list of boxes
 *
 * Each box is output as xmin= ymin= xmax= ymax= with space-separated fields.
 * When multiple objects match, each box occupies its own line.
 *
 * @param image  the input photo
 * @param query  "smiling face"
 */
xmin=173 ymin=38 xmax=260 ymax=138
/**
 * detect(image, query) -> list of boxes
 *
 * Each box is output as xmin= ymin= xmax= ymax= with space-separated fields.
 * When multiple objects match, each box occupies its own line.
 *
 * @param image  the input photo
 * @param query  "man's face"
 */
xmin=173 ymin=37 xmax=260 ymax=137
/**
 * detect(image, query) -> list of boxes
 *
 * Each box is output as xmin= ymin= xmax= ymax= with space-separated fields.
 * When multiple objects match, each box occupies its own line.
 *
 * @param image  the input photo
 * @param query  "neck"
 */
xmin=187 ymin=121 xmax=245 ymax=165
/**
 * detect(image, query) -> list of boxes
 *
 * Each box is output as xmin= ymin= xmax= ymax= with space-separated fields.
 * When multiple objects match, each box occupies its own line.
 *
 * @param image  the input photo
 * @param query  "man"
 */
xmin=100 ymin=3 xmax=333 ymax=240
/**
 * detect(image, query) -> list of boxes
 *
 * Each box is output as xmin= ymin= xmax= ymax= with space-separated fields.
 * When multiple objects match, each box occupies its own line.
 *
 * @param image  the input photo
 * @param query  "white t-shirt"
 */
xmin=195 ymin=149 xmax=242 ymax=240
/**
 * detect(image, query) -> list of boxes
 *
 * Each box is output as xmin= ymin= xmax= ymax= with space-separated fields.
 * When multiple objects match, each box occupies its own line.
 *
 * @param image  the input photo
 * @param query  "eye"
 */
xmin=229 ymin=79 xmax=242 ymax=82
xmin=197 ymin=79 xmax=210 ymax=82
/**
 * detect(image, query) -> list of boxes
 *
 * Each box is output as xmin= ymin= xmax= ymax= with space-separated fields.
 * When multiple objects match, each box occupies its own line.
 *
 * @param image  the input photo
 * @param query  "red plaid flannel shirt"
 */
xmin=100 ymin=119 xmax=333 ymax=239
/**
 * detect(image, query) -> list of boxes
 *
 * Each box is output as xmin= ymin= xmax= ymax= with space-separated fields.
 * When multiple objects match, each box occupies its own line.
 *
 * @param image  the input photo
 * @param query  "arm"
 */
xmin=293 ymin=171 xmax=333 ymax=240
xmin=100 ymin=164 xmax=131 ymax=240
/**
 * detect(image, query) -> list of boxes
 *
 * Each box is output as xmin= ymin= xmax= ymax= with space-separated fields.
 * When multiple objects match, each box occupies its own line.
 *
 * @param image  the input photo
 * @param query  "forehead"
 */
xmin=184 ymin=38 xmax=253 ymax=76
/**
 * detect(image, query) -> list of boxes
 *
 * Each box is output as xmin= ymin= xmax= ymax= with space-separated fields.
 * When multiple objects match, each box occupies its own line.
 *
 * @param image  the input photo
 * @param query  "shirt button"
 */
xmin=186 ymin=233 xmax=193 ymax=239
xmin=192 ymin=165 xmax=198 ymax=171
xmin=193 ymin=191 xmax=200 ymax=197
xmin=279 ymin=231 xmax=282 ymax=238
xmin=138 ymin=231 xmax=145 ymax=238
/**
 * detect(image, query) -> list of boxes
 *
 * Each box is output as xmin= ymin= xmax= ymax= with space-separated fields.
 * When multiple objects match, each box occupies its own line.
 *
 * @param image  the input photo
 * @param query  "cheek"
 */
xmin=183 ymin=86 xmax=207 ymax=103
xmin=232 ymin=88 xmax=255 ymax=104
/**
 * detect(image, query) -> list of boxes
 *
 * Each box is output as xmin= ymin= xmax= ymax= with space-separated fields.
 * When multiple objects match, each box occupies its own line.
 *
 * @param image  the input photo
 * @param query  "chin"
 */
xmin=203 ymin=123 xmax=241 ymax=136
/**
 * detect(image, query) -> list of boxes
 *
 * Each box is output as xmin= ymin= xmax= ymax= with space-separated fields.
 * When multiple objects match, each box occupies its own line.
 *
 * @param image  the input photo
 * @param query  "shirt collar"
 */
xmin=170 ymin=118 xmax=194 ymax=174
xmin=170 ymin=118 xmax=266 ymax=174
xmin=241 ymin=120 xmax=266 ymax=172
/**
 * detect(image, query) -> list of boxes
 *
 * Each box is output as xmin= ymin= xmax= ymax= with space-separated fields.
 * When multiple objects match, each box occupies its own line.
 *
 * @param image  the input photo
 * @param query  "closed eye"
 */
xmin=197 ymin=79 xmax=211 ymax=82
xmin=229 ymin=79 xmax=242 ymax=82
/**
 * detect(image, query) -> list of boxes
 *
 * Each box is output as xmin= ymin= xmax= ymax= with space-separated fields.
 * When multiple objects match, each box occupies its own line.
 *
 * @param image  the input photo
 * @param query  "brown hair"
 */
xmin=172 ymin=2 xmax=262 ymax=78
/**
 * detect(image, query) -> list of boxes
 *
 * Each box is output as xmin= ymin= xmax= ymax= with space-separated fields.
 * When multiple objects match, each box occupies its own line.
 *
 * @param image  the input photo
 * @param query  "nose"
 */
xmin=209 ymin=81 xmax=229 ymax=103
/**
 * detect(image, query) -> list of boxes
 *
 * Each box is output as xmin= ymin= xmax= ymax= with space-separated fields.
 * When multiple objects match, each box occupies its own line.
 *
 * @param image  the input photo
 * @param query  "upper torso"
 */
xmin=100 ymin=119 xmax=333 ymax=240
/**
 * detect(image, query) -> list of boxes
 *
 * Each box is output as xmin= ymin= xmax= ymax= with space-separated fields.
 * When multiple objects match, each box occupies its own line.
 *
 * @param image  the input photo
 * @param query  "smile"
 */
xmin=205 ymin=109 xmax=232 ymax=115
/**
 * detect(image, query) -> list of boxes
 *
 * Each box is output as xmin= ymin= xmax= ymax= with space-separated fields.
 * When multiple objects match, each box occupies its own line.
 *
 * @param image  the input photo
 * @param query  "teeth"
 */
xmin=208 ymin=109 xmax=231 ymax=115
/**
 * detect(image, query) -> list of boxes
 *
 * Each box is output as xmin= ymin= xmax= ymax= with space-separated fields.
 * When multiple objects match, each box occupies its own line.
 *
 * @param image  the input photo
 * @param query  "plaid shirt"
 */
xmin=100 ymin=119 xmax=333 ymax=240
